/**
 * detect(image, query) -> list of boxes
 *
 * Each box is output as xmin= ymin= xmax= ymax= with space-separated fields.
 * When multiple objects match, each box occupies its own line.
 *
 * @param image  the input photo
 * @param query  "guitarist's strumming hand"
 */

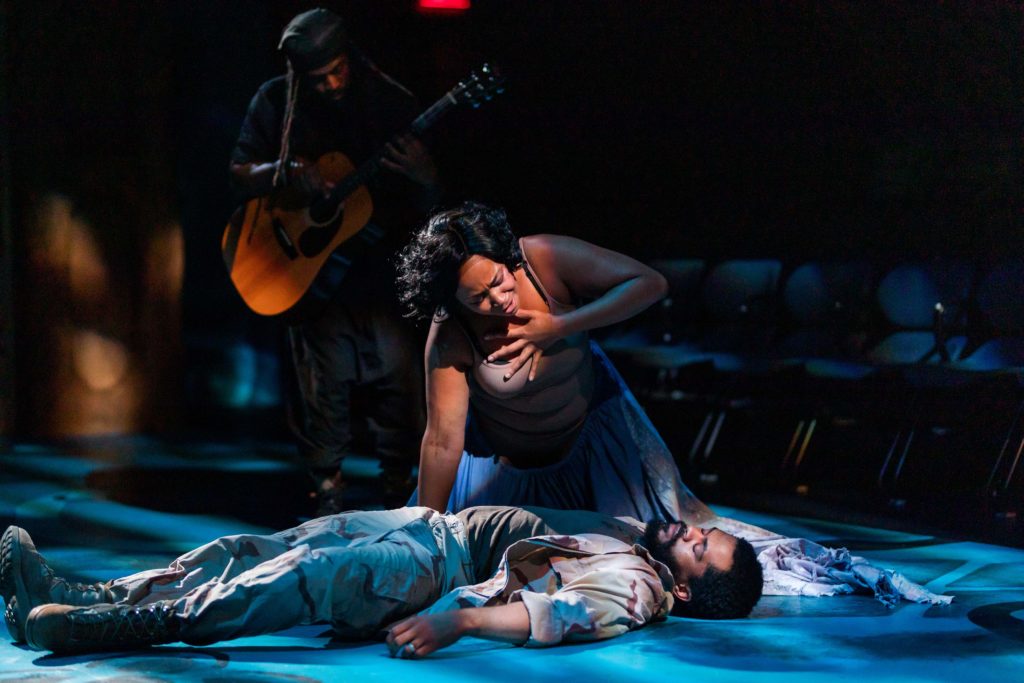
xmin=286 ymin=157 xmax=334 ymax=199
xmin=381 ymin=135 xmax=439 ymax=188
xmin=483 ymin=309 xmax=565 ymax=382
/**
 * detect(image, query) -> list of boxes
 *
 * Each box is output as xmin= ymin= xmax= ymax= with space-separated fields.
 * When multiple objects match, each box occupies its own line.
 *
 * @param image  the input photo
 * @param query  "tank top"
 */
xmin=452 ymin=239 xmax=595 ymax=463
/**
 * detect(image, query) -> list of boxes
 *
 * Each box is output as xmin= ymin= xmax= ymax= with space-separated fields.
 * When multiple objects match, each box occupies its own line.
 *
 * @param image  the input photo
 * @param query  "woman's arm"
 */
xmin=417 ymin=321 xmax=472 ymax=512
xmin=486 ymin=234 xmax=667 ymax=361
xmin=529 ymin=233 xmax=667 ymax=334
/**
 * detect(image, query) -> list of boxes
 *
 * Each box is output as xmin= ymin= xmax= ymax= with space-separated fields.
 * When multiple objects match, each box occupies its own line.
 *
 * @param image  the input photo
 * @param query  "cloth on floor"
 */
xmin=709 ymin=516 xmax=954 ymax=607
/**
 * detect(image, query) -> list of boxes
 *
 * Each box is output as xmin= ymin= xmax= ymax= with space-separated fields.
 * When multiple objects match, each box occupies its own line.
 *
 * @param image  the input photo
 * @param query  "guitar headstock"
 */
xmin=452 ymin=63 xmax=505 ymax=109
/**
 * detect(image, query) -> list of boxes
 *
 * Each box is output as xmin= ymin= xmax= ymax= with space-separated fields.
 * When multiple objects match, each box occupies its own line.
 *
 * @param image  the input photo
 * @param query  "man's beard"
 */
xmin=302 ymin=85 xmax=349 ymax=110
xmin=643 ymin=521 xmax=686 ymax=576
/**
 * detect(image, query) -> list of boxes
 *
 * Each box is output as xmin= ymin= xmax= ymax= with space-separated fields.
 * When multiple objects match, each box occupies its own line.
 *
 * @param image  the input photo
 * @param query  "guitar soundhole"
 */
xmin=308 ymin=196 xmax=338 ymax=224
xmin=298 ymin=200 xmax=346 ymax=257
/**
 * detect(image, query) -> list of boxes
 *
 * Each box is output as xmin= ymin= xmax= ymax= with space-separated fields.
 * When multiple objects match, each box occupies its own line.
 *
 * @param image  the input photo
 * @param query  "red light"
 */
xmin=417 ymin=0 xmax=470 ymax=12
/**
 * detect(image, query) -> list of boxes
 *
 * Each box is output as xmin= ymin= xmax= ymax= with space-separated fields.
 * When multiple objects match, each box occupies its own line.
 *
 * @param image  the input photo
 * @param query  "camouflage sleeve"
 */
xmin=514 ymin=567 xmax=669 ymax=648
xmin=417 ymin=582 xmax=498 ymax=616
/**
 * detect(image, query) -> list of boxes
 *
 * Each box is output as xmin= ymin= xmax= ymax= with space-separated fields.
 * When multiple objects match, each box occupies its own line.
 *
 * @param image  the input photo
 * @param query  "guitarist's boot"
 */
xmin=1 ymin=526 xmax=115 ymax=643
xmin=379 ymin=467 xmax=415 ymax=509
xmin=312 ymin=469 xmax=346 ymax=518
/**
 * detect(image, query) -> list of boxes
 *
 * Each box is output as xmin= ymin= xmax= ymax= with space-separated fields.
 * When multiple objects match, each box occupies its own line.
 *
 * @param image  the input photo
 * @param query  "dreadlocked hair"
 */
xmin=396 ymin=201 xmax=522 ymax=322
xmin=272 ymin=61 xmax=301 ymax=188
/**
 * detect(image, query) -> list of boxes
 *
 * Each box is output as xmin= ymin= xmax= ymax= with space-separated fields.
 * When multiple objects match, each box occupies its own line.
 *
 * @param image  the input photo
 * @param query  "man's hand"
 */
xmin=286 ymin=157 xmax=332 ymax=198
xmin=386 ymin=611 xmax=466 ymax=659
xmin=483 ymin=309 xmax=566 ymax=381
xmin=381 ymin=134 xmax=439 ymax=187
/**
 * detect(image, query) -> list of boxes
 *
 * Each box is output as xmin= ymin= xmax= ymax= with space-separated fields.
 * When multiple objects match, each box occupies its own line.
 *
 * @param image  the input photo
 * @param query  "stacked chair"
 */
xmin=788 ymin=260 xmax=977 ymax=498
xmin=601 ymin=259 xmax=786 ymax=489
xmin=952 ymin=260 xmax=1024 ymax=513
xmin=771 ymin=261 xmax=882 ymax=492
xmin=600 ymin=254 xmax=1024 ymax=534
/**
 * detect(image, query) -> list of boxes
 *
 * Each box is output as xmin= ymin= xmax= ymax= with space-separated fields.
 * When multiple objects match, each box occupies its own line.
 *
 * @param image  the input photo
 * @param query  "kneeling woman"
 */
xmin=397 ymin=201 xmax=711 ymax=522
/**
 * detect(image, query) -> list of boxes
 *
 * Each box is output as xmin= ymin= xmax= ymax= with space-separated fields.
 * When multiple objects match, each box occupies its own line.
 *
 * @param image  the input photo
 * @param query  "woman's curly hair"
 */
xmin=397 ymin=201 xmax=523 ymax=321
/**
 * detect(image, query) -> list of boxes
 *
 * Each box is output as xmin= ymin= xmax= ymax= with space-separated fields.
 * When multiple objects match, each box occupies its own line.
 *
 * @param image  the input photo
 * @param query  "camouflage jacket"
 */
xmin=421 ymin=532 xmax=676 ymax=647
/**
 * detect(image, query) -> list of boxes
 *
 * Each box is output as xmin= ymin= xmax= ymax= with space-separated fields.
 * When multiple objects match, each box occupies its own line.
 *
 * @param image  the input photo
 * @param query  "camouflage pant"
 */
xmin=105 ymin=508 xmax=474 ymax=645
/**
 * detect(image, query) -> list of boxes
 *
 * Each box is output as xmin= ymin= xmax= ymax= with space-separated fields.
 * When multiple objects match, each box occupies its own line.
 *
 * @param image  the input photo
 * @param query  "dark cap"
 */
xmin=279 ymin=8 xmax=349 ymax=72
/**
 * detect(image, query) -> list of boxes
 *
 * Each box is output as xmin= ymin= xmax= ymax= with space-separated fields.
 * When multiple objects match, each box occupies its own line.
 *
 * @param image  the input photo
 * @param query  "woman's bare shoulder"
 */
xmin=520 ymin=234 xmax=580 ymax=302
xmin=426 ymin=312 xmax=474 ymax=370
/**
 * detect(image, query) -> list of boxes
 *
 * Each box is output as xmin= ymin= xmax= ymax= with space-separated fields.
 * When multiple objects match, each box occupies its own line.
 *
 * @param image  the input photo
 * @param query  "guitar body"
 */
xmin=222 ymin=151 xmax=373 ymax=318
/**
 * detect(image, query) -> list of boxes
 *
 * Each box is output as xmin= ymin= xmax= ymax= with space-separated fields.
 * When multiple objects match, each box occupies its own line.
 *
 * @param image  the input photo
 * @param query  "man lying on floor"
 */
xmin=0 ymin=506 xmax=763 ymax=656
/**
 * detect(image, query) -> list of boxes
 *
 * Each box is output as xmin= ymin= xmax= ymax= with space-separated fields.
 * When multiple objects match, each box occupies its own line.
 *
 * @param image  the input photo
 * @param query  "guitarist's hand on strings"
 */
xmin=286 ymin=157 xmax=333 ymax=199
xmin=483 ymin=309 xmax=565 ymax=382
xmin=381 ymin=135 xmax=439 ymax=188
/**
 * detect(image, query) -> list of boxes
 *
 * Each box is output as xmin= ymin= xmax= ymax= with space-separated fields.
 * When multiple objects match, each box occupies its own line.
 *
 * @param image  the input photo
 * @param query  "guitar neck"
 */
xmin=331 ymin=91 xmax=459 ymax=200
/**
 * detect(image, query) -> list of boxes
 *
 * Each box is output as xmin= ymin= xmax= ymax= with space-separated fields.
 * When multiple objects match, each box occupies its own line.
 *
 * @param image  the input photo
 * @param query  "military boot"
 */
xmin=24 ymin=602 xmax=181 ymax=654
xmin=0 ymin=526 xmax=115 ymax=643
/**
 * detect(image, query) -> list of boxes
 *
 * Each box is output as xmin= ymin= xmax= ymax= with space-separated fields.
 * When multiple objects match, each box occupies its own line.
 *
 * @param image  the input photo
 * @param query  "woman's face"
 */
xmin=454 ymin=254 xmax=519 ymax=317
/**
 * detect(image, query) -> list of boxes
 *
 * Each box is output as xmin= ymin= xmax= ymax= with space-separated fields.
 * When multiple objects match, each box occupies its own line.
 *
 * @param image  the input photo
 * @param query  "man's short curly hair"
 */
xmin=396 ymin=201 xmax=522 ymax=321
xmin=674 ymin=537 xmax=763 ymax=619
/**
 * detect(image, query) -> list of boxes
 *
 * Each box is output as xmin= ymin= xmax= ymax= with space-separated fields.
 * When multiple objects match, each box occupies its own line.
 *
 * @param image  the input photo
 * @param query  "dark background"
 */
xmin=1 ymin=0 xmax=1021 ymax=438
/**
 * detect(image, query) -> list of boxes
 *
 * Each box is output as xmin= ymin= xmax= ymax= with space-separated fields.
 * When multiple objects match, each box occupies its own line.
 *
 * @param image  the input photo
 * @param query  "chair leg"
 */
xmin=891 ymin=428 xmax=916 ymax=484
xmin=791 ymin=418 xmax=817 ymax=473
xmin=780 ymin=420 xmax=807 ymax=473
xmin=986 ymin=398 xmax=1024 ymax=493
xmin=1002 ymin=435 xmax=1024 ymax=491
xmin=687 ymin=412 xmax=715 ymax=467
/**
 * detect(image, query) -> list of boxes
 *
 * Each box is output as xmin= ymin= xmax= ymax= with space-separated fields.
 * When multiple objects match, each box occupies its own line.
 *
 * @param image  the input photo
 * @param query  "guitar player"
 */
xmin=229 ymin=8 xmax=441 ymax=516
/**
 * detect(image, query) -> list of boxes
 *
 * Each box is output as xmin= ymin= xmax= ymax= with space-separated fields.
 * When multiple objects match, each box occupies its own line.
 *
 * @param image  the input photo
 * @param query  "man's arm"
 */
xmin=389 ymin=553 xmax=669 ymax=658
xmin=229 ymin=83 xmax=284 ymax=199
xmin=381 ymin=134 xmax=442 ymax=202
xmin=229 ymin=159 xmax=330 ymax=200
xmin=229 ymin=161 xmax=280 ymax=198
xmin=386 ymin=603 xmax=529 ymax=658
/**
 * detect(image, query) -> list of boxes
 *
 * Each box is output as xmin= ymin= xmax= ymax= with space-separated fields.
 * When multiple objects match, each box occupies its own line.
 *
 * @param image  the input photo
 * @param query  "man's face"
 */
xmin=644 ymin=522 xmax=737 ymax=588
xmin=306 ymin=52 xmax=351 ymax=102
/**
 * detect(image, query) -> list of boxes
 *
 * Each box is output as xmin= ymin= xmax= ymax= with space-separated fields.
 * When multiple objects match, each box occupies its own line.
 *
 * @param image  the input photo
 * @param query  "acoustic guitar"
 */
xmin=222 ymin=64 xmax=504 ymax=319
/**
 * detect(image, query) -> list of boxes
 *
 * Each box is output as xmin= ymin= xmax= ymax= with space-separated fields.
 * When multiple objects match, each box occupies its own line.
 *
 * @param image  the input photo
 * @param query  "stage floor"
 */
xmin=1 ymin=438 xmax=1022 ymax=682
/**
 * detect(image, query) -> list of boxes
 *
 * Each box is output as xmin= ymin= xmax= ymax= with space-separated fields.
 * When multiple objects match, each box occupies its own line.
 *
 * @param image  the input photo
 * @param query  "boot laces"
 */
xmin=54 ymin=576 xmax=93 ymax=593
xmin=70 ymin=604 xmax=177 ymax=644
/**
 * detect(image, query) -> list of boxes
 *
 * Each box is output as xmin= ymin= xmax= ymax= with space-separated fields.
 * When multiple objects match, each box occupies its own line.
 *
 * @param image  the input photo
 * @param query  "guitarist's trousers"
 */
xmin=286 ymin=295 xmax=424 ymax=480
